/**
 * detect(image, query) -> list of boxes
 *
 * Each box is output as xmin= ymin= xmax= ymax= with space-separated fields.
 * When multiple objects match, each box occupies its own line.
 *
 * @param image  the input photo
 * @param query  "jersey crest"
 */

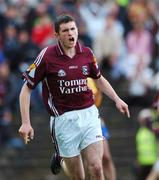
xmin=58 ymin=69 xmax=66 ymax=77
xmin=82 ymin=65 xmax=88 ymax=75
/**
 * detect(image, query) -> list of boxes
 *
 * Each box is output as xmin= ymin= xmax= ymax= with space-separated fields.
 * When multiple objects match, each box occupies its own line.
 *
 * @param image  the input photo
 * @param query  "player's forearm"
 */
xmin=95 ymin=76 xmax=120 ymax=103
xmin=19 ymin=83 xmax=32 ymax=125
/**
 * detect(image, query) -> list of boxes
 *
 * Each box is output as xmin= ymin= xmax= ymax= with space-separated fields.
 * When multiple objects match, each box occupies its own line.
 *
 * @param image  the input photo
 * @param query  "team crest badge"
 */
xmin=58 ymin=69 xmax=66 ymax=77
xmin=82 ymin=66 xmax=88 ymax=75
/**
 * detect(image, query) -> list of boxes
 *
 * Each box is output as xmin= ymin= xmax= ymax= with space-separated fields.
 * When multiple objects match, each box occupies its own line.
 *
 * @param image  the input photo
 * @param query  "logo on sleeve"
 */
xmin=58 ymin=69 xmax=66 ymax=77
xmin=82 ymin=66 xmax=88 ymax=75
xmin=27 ymin=63 xmax=36 ymax=78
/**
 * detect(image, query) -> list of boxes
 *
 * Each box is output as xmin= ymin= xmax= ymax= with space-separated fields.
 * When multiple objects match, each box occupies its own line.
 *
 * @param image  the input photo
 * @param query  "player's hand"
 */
xmin=19 ymin=124 xmax=34 ymax=144
xmin=115 ymin=98 xmax=130 ymax=118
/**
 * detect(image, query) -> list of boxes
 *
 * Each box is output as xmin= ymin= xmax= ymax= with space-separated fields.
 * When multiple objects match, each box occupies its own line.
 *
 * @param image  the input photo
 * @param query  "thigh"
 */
xmin=63 ymin=155 xmax=85 ymax=179
xmin=81 ymin=140 xmax=103 ymax=166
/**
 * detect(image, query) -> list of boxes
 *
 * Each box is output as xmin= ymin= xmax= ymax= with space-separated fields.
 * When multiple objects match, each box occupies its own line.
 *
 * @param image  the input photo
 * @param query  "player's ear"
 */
xmin=54 ymin=32 xmax=59 ymax=38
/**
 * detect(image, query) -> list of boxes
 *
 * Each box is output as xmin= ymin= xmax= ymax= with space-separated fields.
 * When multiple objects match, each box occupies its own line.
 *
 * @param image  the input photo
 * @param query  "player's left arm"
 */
xmin=94 ymin=76 xmax=130 ymax=118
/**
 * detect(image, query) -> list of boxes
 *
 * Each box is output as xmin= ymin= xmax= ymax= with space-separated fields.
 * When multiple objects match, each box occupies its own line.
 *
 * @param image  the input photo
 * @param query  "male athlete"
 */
xmin=19 ymin=14 xmax=130 ymax=180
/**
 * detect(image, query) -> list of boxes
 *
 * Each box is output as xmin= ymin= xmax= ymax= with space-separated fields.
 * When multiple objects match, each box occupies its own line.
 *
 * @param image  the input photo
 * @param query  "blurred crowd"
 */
xmin=0 ymin=0 xmax=159 ymax=174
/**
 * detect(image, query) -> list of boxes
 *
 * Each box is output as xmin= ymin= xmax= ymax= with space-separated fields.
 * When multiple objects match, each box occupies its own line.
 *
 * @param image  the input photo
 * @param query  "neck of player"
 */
xmin=63 ymin=46 xmax=76 ymax=58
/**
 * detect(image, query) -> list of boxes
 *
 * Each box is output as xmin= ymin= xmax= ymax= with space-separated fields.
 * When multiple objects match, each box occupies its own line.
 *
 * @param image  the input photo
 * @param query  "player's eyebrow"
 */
xmin=61 ymin=26 xmax=76 ymax=32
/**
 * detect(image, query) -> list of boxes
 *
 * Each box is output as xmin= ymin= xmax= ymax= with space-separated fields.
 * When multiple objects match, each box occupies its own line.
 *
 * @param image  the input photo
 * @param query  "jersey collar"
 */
xmin=56 ymin=41 xmax=83 ymax=56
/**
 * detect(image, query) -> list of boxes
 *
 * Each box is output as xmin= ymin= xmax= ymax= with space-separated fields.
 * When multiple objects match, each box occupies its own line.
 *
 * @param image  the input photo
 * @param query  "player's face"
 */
xmin=56 ymin=21 xmax=78 ymax=49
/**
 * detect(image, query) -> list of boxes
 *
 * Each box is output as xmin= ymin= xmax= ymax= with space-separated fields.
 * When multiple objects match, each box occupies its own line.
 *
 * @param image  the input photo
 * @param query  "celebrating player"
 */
xmin=19 ymin=14 xmax=130 ymax=180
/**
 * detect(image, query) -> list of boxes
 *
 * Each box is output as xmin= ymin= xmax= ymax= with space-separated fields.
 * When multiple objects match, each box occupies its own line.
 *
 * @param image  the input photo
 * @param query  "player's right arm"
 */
xmin=19 ymin=82 xmax=34 ymax=144
xmin=18 ymin=48 xmax=48 ymax=144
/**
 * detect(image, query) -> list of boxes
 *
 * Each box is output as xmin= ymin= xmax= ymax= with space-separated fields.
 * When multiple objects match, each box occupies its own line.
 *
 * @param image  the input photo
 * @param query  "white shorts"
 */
xmin=50 ymin=105 xmax=103 ymax=157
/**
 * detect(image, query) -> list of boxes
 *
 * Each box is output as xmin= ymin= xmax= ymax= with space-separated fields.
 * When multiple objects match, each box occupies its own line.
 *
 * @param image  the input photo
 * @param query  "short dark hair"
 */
xmin=54 ymin=14 xmax=75 ymax=33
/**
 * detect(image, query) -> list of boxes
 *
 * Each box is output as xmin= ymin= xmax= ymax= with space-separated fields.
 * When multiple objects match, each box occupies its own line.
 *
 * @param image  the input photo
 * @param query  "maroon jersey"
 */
xmin=23 ymin=42 xmax=101 ymax=116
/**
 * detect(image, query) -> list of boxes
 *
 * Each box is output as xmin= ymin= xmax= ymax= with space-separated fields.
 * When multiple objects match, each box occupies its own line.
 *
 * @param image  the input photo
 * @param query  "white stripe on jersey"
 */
xmin=79 ymin=43 xmax=83 ymax=53
xmin=34 ymin=47 xmax=48 ymax=66
xmin=45 ymin=78 xmax=59 ymax=117
xmin=57 ymin=42 xmax=63 ymax=55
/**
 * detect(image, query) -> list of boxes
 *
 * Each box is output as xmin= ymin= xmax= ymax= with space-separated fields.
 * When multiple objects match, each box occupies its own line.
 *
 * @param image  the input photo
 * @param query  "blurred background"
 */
xmin=0 ymin=0 xmax=159 ymax=179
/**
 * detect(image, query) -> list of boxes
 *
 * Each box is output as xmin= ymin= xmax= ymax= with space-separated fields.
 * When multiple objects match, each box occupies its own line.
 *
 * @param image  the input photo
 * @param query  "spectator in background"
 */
xmin=31 ymin=2 xmax=55 ymax=48
xmin=93 ymin=10 xmax=125 ymax=80
xmin=43 ymin=0 xmax=57 ymax=21
xmin=0 ymin=0 xmax=7 ymax=15
xmin=124 ymin=0 xmax=153 ymax=78
xmin=3 ymin=4 xmax=19 ymax=28
xmin=0 ymin=60 xmax=12 ymax=146
xmin=55 ymin=0 xmax=83 ymax=30
xmin=3 ymin=24 xmax=19 ymax=73
xmin=78 ymin=20 xmax=93 ymax=48
xmin=79 ymin=0 xmax=106 ymax=41
xmin=0 ymin=1 xmax=7 ymax=34
xmin=127 ymin=0 xmax=148 ymax=26
xmin=13 ymin=0 xmax=36 ymax=31
xmin=0 ymin=51 xmax=22 ymax=148
xmin=146 ymin=0 xmax=159 ymax=63
xmin=17 ymin=28 xmax=40 ymax=70
xmin=126 ymin=55 xmax=154 ymax=107
xmin=135 ymin=108 xmax=158 ymax=180
xmin=17 ymin=28 xmax=43 ymax=112
xmin=116 ymin=0 xmax=129 ymax=20
xmin=145 ymin=92 xmax=159 ymax=180
xmin=59 ymin=0 xmax=80 ymax=13
xmin=116 ymin=0 xmax=132 ymax=36
xmin=122 ymin=18 xmax=154 ymax=106
xmin=124 ymin=20 xmax=153 ymax=78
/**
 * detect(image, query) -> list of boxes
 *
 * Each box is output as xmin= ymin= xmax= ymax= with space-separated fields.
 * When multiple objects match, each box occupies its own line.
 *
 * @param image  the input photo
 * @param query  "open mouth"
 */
xmin=69 ymin=37 xmax=75 ymax=42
